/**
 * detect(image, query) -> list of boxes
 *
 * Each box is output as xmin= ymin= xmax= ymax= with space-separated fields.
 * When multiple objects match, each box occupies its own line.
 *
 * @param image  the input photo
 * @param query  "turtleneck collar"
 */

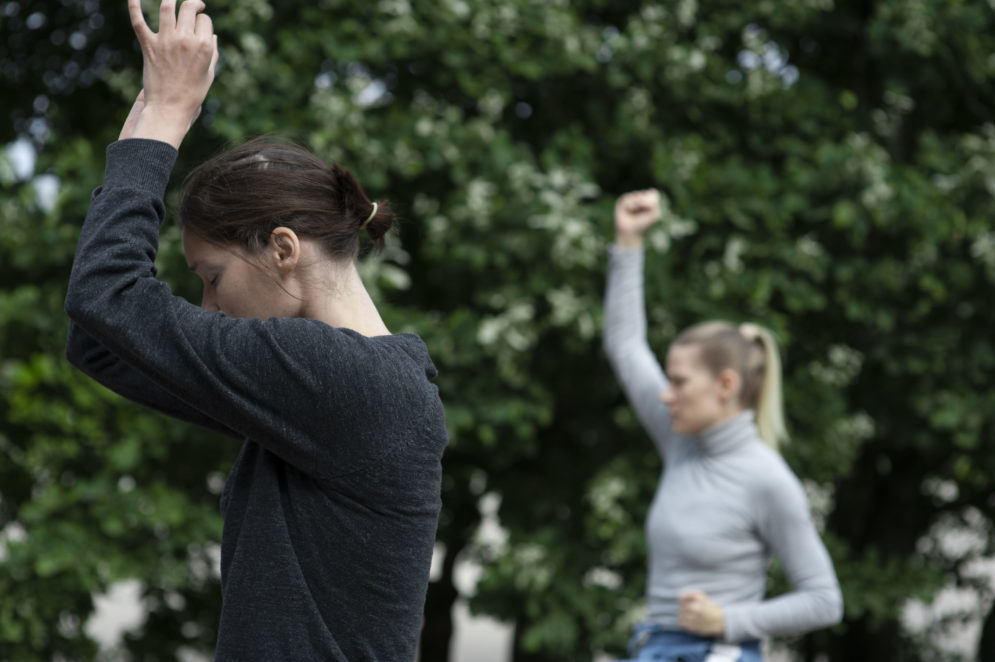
xmin=697 ymin=409 xmax=759 ymax=455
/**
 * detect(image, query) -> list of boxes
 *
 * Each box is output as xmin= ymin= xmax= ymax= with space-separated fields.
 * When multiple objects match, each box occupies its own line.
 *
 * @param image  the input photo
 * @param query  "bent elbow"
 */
xmin=602 ymin=338 xmax=625 ymax=373
xmin=64 ymin=321 xmax=94 ymax=373
xmin=64 ymin=289 xmax=108 ymax=374
xmin=602 ymin=333 xmax=614 ymax=358
xmin=829 ymin=586 xmax=844 ymax=626
xmin=818 ymin=584 xmax=844 ymax=628
xmin=65 ymin=340 xmax=81 ymax=369
xmin=64 ymin=283 xmax=89 ymax=325
xmin=64 ymin=279 xmax=109 ymax=332
xmin=602 ymin=326 xmax=625 ymax=362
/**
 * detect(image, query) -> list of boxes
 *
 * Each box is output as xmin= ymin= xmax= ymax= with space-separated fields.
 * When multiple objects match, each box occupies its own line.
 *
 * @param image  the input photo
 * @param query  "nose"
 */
xmin=661 ymin=387 xmax=675 ymax=405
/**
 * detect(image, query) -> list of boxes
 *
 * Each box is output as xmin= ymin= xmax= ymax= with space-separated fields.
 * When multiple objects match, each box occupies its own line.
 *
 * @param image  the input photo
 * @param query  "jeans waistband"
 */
xmin=628 ymin=623 xmax=761 ymax=657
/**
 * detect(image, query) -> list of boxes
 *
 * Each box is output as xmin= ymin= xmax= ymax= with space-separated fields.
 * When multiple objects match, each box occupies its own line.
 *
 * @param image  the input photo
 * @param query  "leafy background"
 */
xmin=2 ymin=0 xmax=995 ymax=660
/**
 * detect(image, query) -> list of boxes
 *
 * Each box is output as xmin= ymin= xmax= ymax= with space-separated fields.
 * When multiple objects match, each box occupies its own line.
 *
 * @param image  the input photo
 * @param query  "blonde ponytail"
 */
xmin=738 ymin=323 xmax=789 ymax=451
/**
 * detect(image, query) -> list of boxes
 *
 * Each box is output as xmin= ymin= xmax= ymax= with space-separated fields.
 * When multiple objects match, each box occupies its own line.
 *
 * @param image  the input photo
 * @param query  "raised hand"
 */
xmin=677 ymin=589 xmax=725 ymax=637
xmin=614 ymin=188 xmax=661 ymax=248
xmin=124 ymin=0 xmax=219 ymax=148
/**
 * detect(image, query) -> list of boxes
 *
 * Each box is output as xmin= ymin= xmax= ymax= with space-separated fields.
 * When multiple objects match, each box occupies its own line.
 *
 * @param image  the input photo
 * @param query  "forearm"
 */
xmin=65 ymin=139 xmax=176 ymax=331
xmin=603 ymin=244 xmax=649 ymax=359
xmin=722 ymin=580 xmax=843 ymax=641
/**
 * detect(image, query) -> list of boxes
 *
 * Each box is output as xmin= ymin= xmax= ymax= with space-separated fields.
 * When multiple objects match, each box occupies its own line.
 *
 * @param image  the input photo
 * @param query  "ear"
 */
xmin=268 ymin=227 xmax=301 ymax=274
xmin=717 ymin=368 xmax=742 ymax=403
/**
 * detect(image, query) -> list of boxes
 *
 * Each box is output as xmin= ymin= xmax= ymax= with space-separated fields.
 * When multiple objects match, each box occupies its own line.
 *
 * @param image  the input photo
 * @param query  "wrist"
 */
xmin=713 ymin=607 xmax=726 ymax=637
xmin=129 ymin=105 xmax=193 ymax=150
xmin=615 ymin=232 xmax=644 ymax=249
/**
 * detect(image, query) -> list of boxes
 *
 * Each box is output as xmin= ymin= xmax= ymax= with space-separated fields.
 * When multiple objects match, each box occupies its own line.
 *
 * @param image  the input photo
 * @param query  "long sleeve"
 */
xmin=602 ymin=245 xmax=677 ymax=457
xmin=63 ymin=165 xmax=232 ymax=436
xmin=722 ymin=466 xmax=844 ymax=641
xmin=66 ymin=321 xmax=239 ymax=439
xmin=64 ymin=139 xmax=432 ymax=479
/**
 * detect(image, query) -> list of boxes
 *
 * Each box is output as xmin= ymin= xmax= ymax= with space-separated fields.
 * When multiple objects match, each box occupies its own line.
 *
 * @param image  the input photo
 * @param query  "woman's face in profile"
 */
xmin=182 ymin=229 xmax=298 ymax=320
xmin=661 ymin=343 xmax=731 ymax=436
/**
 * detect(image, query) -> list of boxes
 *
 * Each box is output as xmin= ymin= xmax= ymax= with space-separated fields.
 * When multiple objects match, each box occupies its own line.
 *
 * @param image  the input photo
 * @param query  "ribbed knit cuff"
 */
xmin=608 ymin=243 xmax=645 ymax=258
xmin=721 ymin=605 xmax=748 ymax=643
xmin=103 ymin=139 xmax=179 ymax=199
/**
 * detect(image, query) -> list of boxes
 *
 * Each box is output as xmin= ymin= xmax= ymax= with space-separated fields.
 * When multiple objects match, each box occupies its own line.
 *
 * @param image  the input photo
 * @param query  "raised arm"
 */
xmin=64 ymin=1 xmax=420 ymax=477
xmin=722 ymin=464 xmax=844 ymax=641
xmin=602 ymin=190 xmax=677 ymax=456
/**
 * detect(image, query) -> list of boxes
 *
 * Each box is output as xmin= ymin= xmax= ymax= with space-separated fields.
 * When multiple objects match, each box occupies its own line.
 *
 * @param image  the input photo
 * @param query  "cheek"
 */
xmin=219 ymin=271 xmax=288 ymax=319
xmin=683 ymin=380 xmax=715 ymax=410
xmin=211 ymin=280 xmax=253 ymax=318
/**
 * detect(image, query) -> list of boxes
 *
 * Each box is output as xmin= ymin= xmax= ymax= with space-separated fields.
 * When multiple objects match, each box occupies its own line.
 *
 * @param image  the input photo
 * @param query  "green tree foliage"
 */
xmin=2 ymin=1 xmax=995 ymax=660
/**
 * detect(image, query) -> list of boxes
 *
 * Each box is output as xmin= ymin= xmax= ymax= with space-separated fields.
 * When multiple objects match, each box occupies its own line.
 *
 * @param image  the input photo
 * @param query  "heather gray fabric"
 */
xmin=65 ymin=139 xmax=448 ymax=661
xmin=602 ymin=245 xmax=842 ymax=643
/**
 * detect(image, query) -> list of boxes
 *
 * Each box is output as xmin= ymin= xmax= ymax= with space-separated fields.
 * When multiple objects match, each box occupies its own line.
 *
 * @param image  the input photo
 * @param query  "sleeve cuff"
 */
xmin=608 ymin=244 xmax=645 ymax=276
xmin=103 ymin=139 xmax=179 ymax=200
xmin=722 ymin=606 xmax=747 ymax=643
xmin=608 ymin=243 xmax=644 ymax=257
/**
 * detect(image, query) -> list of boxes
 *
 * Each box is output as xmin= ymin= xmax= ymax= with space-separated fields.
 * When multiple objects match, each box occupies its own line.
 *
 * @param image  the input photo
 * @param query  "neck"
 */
xmin=301 ymin=261 xmax=390 ymax=337
xmin=698 ymin=409 xmax=756 ymax=455
xmin=708 ymin=407 xmax=748 ymax=431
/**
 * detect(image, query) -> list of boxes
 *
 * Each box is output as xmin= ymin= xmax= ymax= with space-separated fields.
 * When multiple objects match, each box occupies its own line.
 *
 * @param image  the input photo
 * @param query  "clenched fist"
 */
xmin=614 ymin=189 xmax=660 ymax=248
xmin=677 ymin=590 xmax=725 ymax=637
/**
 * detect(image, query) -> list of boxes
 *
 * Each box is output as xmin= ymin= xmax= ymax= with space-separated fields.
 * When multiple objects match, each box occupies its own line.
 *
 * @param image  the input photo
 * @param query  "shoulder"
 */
xmin=742 ymin=444 xmax=808 ymax=510
xmin=262 ymin=320 xmax=429 ymax=363
xmin=365 ymin=331 xmax=439 ymax=381
xmin=242 ymin=319 xmax=439 ymax=388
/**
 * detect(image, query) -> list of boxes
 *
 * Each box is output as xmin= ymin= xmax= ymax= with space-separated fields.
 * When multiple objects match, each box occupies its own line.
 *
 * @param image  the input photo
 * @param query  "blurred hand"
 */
xmin=677 ymin=590 xmax=725 ymax=637
xmin=614 ymin=188 xmax=661 ymax=248
xmin=125 ymin=0 xmax=219 ymax=148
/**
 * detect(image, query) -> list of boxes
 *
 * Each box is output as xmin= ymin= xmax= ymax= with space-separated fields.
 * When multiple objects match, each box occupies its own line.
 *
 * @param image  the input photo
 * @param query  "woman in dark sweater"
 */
xmin=64 ymin=1 xmax=448 ymax=659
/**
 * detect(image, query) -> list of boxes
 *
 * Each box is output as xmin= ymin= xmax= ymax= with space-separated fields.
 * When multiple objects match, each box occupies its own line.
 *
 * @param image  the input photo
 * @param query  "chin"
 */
xmin=672 ymin=419 xmax=707 ymax=436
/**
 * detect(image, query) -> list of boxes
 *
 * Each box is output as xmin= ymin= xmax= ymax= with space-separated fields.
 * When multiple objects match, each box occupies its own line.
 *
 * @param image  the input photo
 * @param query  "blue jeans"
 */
xmin=616 ymin=623 xmax=762 ymax=662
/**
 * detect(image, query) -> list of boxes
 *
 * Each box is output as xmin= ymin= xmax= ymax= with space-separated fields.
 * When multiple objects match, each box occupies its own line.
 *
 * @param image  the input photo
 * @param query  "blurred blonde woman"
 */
xmin=603 ymin=190 xmax=842 ymax=662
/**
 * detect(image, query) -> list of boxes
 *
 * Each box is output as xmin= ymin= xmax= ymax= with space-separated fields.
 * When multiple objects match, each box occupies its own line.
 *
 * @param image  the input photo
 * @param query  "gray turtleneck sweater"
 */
xmin=603 ymin=245 xmax=842 ymax=643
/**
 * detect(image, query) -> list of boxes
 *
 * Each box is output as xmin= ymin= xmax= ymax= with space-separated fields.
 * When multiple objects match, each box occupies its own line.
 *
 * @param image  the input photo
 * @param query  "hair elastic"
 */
xmin=739 ymin=323 xmax=762 ymax=343
xmin=360 ymin=202 xmax=378 ymax=230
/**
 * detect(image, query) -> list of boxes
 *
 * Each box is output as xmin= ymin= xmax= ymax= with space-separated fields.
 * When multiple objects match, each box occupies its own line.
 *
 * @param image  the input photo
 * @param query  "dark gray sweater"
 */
xmin=65 ymin=139 xmax=448 ymax=661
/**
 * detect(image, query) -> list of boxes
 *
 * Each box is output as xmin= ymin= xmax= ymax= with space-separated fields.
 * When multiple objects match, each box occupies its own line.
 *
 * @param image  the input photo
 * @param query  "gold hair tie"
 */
xmin=360 ymin=202 xmax=378 ymax=230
